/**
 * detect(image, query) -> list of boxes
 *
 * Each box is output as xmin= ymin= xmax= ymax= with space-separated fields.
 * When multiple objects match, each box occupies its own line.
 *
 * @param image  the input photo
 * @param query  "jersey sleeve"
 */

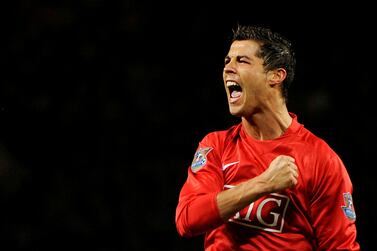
xmin=310 ymin=151 xmax=360 ymax=250
xmin=175 ymin=133 xmax=225 ymax=238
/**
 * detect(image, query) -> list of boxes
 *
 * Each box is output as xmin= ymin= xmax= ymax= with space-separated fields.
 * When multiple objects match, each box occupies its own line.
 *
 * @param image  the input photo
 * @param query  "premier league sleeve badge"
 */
xmin=191 ymin=147 xmax=213 ymax=173
xmin=341 ymin=192 xmax=356 ymax=221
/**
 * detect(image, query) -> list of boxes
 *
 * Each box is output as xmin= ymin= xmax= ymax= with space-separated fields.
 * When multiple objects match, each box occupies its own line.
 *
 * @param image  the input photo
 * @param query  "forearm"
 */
xmin=216 ymin=176 xmax=271 ymax=220
xmin=176 ymin=192 xmax=224 ymax=237
xmin=217 ymin=155 xmax=298 ymax=220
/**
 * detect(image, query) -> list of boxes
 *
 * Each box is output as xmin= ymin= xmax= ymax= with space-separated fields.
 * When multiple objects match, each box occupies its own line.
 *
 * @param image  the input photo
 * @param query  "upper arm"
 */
xmin=175 ymin=133 xmax=225 ymax=237
xmin=310 ymin=153 xmax=359 ymax=250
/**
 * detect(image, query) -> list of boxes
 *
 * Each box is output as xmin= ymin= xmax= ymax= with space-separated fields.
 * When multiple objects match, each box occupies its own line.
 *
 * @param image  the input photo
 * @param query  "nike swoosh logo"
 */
xmin=222 ymin=161 xmax=240 ymax=170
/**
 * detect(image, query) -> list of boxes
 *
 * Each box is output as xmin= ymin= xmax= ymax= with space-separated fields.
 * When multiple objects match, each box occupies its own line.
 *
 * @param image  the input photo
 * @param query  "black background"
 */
xmin=2 ymin=1 xmax=376 ymax=250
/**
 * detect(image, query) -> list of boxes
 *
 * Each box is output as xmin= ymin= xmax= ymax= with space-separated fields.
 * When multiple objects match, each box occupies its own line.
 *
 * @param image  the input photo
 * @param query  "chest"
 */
xmin=221 ymin=141 xmax=288 ymax=185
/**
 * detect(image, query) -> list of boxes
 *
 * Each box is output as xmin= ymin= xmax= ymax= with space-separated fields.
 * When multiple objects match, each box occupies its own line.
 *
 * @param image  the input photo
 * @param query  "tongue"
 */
xmin=231 ymin=91 xmax=242 ymax=98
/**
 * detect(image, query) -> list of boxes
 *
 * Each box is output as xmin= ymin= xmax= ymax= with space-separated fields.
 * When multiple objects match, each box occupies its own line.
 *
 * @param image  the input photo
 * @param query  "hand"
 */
xmin=258 ymin=155 xmax=298 ymax=193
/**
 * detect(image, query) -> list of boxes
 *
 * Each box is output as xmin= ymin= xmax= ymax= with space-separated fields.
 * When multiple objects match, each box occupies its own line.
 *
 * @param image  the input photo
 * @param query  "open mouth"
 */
xmin=227 ymin=81 xmax=242 ymax=103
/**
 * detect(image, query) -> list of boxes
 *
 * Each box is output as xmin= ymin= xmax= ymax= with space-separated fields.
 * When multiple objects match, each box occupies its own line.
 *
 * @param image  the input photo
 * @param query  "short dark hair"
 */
xmin=232 ymin=24 xmax=296 ymax=101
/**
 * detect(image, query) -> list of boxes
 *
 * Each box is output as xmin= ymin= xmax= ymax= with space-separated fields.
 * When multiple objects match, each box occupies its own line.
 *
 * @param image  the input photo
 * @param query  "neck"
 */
xmin=242 ymin=106 xmax=292 ymax=140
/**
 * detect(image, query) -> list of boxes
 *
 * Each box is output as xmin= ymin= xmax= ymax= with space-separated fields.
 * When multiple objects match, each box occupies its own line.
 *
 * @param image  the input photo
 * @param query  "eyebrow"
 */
xmin=224 ymin=55 xmax=252 ymax=61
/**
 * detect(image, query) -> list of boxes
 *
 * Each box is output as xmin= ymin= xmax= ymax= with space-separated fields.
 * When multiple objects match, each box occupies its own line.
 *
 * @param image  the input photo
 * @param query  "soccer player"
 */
xmin=175 ymin=24 xmax=360 ymax=250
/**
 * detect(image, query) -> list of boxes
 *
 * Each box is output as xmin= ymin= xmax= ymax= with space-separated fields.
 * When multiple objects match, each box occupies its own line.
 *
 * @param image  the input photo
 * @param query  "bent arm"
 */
xmin=217 ymin=155 xmax=297 ymax=220
xmin=176 ymin=155 xmax=298 ymax=237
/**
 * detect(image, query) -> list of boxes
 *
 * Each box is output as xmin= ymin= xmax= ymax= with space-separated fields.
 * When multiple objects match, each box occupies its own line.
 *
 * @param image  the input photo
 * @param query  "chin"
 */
xmin=229 ymin=107 xmax=242 ymax=117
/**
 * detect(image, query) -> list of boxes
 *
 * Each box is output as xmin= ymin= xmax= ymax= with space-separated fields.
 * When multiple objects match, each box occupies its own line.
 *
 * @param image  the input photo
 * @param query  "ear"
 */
xmin=267 ymin=68 xmax=287 ymax=87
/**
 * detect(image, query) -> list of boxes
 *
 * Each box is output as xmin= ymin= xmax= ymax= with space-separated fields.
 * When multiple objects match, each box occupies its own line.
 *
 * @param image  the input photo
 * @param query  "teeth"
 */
xmin=226 ymin=81 xmax=239 ymax=87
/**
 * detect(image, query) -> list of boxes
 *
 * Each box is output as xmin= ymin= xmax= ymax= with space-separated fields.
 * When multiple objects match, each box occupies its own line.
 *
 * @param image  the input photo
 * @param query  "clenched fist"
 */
xmin=258 ymin=155 xmax=298 ymax=193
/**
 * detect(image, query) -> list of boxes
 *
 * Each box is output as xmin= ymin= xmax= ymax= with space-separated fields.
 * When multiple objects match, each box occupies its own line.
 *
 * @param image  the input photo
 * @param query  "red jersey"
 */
xmin=176 ymin=113 xmax=359 ymax=250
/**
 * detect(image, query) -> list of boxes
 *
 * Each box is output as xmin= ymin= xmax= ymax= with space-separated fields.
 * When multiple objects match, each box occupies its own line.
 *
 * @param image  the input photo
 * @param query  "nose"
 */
xmin=223 ymin=59 xmax=236 ymax=74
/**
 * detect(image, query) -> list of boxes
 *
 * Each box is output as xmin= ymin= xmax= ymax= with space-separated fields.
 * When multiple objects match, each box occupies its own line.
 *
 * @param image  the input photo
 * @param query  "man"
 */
xmin=175 ymin=25 xmax=360 ymax=250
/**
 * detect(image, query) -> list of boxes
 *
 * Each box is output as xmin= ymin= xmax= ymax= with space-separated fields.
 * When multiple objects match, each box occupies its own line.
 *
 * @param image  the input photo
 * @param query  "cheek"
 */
xmin=242 ymin=82 xmax=264 ymax=103
xmin=243 ymin=73 xmax=266 ymax=91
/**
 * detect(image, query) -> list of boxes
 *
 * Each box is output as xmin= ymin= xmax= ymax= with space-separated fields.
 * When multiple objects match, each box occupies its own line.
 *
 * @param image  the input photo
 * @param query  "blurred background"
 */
xmin=2 ymin=0 xmax=376 ymax=250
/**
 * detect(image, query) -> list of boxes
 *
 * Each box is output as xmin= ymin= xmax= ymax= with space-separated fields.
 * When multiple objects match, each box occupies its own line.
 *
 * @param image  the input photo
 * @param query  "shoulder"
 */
xmin=292 ymin=114 xmax=334 ymax=154
xmin=201 ymin=123 xmax=242 ymax=146
xmin=297 ymin=126 xmax=343 ymax=173
xmin=190 ymin=124 xmax=241 ymax=171
xmin=296 ymin=125 xmax=335 ymax=153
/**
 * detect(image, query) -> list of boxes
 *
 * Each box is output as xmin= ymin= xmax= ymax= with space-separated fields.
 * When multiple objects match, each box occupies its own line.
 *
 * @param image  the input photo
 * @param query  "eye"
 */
xmin=237 ymin=57 xmax=249 ymax=64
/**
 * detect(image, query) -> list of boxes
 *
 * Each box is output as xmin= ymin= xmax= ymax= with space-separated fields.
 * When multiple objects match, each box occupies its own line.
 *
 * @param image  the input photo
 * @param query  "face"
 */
xmin=223 ymin=40 xmax=271 ymax=118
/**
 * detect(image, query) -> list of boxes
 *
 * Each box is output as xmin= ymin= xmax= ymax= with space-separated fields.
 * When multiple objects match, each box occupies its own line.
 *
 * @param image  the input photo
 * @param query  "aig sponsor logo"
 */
xmin=224 ymin=185 xmax=290 ymax=233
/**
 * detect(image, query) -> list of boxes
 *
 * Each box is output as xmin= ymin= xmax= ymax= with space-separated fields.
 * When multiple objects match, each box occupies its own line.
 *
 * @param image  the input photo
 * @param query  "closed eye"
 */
xmin=224 ymin=57 xmax=230 ymax=65
xmin=224 ymin=55 xmax=251 ymax=65
xmin=237 ymin=56 xmax=250 ymax=64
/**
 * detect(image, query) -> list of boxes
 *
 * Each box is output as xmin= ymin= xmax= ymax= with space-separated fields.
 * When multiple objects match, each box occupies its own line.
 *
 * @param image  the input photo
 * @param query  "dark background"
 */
xmin=2 ymin=1 xmax=376 ymax=250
